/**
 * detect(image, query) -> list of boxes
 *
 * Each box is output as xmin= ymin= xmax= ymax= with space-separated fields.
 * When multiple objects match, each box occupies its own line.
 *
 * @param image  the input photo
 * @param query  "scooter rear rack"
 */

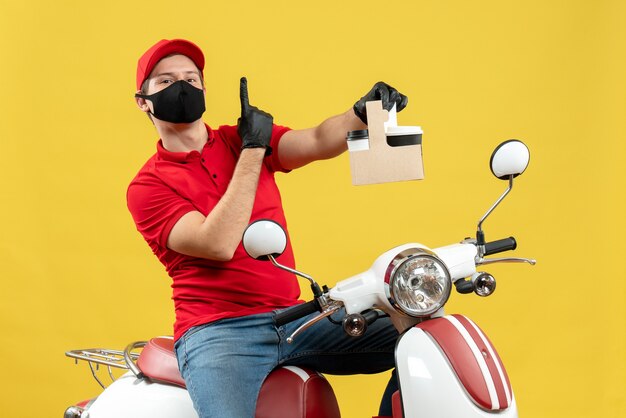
xmin=66 ymin=345 xmax=142 ymax=389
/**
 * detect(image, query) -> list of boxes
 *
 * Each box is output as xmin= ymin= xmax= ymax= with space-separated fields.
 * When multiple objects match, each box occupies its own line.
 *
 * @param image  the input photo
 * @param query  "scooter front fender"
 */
xmin=84 ymin=372 xmax=198 ymax=418
xmin=395 ymin=314 xmax=517 ymax=418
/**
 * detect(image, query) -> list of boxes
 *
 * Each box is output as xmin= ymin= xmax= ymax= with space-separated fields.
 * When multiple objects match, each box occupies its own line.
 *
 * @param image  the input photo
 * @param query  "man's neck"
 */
xmin=156 ymin=120 xmax=209 ymax=153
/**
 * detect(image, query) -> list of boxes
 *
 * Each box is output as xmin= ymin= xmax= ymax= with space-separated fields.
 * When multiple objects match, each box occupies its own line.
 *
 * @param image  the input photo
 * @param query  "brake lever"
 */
xmin=286 ymin=302 xmax=343 ymax=344
xmin=477 ymin=257 xmax=536 ymax=266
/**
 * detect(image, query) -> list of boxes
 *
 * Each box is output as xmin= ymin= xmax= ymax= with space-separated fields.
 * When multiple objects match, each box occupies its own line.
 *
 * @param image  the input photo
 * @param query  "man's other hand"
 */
xmin=353 ymin=81 xmax=408 ymax=124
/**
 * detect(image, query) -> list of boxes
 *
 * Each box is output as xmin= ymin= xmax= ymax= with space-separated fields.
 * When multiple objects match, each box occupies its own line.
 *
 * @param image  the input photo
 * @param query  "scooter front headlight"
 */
xmin=385 ymin=248 xmax=452 ymax=317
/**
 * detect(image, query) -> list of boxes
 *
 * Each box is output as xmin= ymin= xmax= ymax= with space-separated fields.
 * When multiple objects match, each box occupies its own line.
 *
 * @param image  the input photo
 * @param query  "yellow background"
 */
xmin=1 ymin=0 xmax=624 ymax=417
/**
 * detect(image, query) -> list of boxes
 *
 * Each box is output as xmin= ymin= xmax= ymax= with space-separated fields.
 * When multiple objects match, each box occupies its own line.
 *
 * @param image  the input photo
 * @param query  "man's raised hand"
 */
xmin=238 ymin=77 xmax=273 ymax=155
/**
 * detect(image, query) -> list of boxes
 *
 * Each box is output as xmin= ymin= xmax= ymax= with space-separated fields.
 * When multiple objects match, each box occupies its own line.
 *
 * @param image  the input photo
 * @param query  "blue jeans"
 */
xmin=174 ymin=309 xmax=399 ymax=418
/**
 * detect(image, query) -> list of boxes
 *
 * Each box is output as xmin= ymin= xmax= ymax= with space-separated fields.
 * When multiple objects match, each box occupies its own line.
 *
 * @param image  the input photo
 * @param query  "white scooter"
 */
xmin=65 ymin=140 xmax=535 ymax=418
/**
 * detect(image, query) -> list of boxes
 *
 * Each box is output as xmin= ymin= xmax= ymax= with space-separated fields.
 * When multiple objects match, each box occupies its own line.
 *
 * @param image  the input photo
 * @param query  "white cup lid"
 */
xmin=386 ymin=125 xmax=423 ymax=136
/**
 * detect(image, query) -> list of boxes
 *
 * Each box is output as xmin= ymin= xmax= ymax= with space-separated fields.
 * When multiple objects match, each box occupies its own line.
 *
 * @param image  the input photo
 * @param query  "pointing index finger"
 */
xmin=240 ymin=77 xmax=249 ymax=113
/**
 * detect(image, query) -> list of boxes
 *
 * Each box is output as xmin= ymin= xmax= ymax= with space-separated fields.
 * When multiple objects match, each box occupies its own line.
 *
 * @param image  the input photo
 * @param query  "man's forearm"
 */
xmin=311 ymin=109 xmax=365 ymax=159
xmin=278 ymin=109 xmax=365 ymax=170
xmin=166 ymin=148 xmax=265 ymax=261
xmin=198 ymin=148 xmax=265 ymax=259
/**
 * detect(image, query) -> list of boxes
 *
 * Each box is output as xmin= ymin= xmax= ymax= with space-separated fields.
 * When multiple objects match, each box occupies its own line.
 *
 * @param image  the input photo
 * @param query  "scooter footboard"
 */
xmin=395 ymin=314 xmax=517 ymax=418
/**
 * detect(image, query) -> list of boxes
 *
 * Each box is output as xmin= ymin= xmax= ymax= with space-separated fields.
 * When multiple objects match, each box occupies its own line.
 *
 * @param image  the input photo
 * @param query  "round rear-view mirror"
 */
xmin=242 ymin=220 xmax=287 ymax=260
xmin=490 ymin=140 xmax=530 ymax=180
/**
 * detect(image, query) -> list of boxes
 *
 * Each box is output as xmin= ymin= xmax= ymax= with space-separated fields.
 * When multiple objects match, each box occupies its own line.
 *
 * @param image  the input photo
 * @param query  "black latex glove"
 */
xmin=238 ymin=77 xmax=273 ymax=155
xmin=353 ymin=81 xmax=408 ymax=124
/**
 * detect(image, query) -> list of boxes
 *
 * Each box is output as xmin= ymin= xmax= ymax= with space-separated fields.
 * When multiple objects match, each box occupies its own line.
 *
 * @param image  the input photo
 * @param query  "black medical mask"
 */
xmin=135 ymin=80 xmax=206 ymax=124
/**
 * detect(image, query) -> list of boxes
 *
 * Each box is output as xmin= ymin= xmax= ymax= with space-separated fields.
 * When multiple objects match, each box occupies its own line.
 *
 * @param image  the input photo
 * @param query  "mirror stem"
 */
xmin=476 ymin=175 xmax=514 ymax=246
xmin=268 ymin=255 xmax=323 ymax=297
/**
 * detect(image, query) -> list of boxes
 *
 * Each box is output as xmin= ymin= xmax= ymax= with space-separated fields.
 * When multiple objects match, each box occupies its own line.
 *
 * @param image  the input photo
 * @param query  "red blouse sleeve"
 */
xmin=127 ymin=174 xmax=196 ymax=251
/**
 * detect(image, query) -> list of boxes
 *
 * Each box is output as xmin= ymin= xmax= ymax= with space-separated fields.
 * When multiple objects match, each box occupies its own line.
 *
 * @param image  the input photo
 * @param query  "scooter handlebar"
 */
xmin=484 ymin=237 xmax=517 ymax=256
xmin=273 ymin=300 xmax=319 ymax=327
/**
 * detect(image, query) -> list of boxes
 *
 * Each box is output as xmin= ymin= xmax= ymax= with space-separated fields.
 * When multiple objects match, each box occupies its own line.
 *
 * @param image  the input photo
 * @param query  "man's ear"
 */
xmin=135 ymin=91 xmax=150 ymax=112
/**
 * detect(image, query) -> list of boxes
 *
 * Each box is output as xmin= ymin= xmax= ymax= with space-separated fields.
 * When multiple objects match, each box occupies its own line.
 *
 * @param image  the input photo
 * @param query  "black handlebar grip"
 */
xmin=273 ymin=300 xmax=319 ymax=326
xmin=484 ymin=237 xmax=517 ymax=256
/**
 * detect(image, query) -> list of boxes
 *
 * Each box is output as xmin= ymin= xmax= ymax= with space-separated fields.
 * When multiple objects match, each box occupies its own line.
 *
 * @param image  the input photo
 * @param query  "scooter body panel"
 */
xmin=395 ymin=315 xmax=517 ymax=418
xmin=84 ymin=372 xmax=198 ymax=418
